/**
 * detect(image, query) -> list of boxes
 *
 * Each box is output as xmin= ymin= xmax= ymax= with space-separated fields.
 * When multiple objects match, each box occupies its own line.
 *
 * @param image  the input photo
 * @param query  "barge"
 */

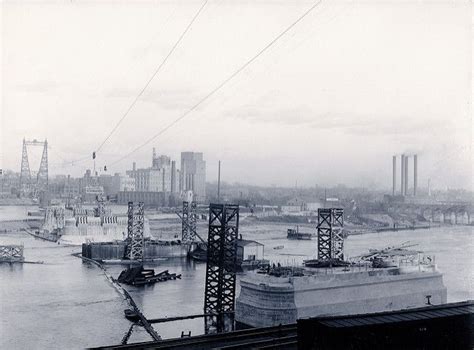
xmin=287 ymin=226 xmax=312 ymax=240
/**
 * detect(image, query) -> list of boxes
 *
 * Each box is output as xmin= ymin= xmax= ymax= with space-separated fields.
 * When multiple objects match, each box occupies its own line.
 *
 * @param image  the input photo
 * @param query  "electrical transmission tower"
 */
xmin=317 ymin=208 xmax=345 ymax=261
xmin=127 ymin=202 xmax=145 ymax=261
xmin=19 ymin=138 xmax=48 ymax=197
xmin=204 ymin=203 xmax=239 ymax=334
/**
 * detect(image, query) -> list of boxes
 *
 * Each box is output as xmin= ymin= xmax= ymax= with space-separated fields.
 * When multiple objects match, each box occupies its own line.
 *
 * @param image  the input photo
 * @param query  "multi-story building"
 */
xmin=118 ymin=174 xmax=135 ymax=192
xmin=99 ymin=173 xmax=135 ymax=197
xmin=126 ymin=151 xmax=174 ymax=193
xmin=180 ymin=152 xmax=206 ymax=202
xmin=152 ymin=150 xmax=172 ymax=192
xmin=126 ymin=167 xmax=161 ymax=192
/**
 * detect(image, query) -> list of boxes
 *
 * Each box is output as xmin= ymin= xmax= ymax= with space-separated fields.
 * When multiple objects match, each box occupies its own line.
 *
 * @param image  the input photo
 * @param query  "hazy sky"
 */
xmin=1 ymin=0 xmax=472 ymax=190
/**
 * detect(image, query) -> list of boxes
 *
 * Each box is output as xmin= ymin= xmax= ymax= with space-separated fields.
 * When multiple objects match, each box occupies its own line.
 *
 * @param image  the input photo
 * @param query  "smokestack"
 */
xmin=392 ymin=155 xmax=397 ymax=196
xmin=132 ymin=162 xmax=136 ymax=171
xmin=401 ymin=154 xmax=405 ymax=195
xmin=404 ymin=155 xmax=409 ymax=196
xmin=413 ymin=154 xmax=418 ymax=196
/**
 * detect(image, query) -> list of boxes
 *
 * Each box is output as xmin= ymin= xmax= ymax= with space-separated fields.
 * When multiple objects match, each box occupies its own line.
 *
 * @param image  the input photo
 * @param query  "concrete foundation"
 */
xmin=81 ymin=241 xmax=194 ymax=260
xmin=236 ymin=265 xmax=447 ymax=328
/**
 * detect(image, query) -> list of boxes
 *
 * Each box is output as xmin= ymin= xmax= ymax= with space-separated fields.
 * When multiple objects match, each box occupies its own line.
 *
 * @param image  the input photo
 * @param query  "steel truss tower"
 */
xmin=127 ymin=202 xmax=145 ymax=261
xmin=204 ymin=204 xmax=239 ymax=334
xmin=317 ymin=208 xmax=344 ymax=261
xmin=181 ymin=201 xmax=189 ymax=240
xmin=20 ymin=140 xmax=31 ymax=194
xmin=190 ymin=201 xmax=197 ymax=239
xmin=181 ymin=201 xmax=197 ymax=242
xmin=19 ymin=138 xmax=48 ymax=196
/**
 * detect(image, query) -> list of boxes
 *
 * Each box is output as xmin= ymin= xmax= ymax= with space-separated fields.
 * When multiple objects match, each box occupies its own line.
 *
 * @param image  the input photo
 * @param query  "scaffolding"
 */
xmin=204 ymin=204 xmax=239 ymax=334
xmin=317 ymin=208 xmax=344 ymax=261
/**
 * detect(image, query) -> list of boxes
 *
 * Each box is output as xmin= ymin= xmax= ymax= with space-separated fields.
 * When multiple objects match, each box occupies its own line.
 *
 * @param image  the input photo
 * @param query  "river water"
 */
xmin=0 ymin=206 xmax=472 ymax=349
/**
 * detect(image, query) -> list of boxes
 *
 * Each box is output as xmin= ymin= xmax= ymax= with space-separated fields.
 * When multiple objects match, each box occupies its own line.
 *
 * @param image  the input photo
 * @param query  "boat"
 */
xmin=287 ymin=226 xmax=312 ymax=240
xmin=273 ymin=245 xmax=284 ymax=250
xmin=235 ymin=245 xmax=447 ymax=328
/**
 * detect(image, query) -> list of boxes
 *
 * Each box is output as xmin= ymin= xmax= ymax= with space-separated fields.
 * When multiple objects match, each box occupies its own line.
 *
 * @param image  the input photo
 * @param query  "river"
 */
xmin=0 ymin=206 xmax=472 ymax=349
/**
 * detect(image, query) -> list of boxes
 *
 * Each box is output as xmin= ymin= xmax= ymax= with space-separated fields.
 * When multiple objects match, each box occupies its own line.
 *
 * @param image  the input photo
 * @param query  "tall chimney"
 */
xmin=400 ymin=154 xmax=405 ymax=195
xmin=392 ymin=155 xmax=397 ymax=196
xmin=404 ymin=155 xmax=409 ymax=196
xmin=132 ymin=162 xmax=136 ymax=171
xmin=413 ymin=154 xmax=418 ymax=196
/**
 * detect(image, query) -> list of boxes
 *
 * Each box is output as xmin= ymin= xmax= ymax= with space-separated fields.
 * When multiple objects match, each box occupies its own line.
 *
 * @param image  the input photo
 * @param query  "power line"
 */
xmin=57 ymin=5 xmax=182 ymax=169
xmin=95 ymin=0 xmax=209 ymax=155
xmin=110 ymin=0 xmax=324 ymax=166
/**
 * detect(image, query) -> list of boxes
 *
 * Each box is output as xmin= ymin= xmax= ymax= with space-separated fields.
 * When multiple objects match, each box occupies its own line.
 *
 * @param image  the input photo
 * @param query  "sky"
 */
xmin=1 ymin=0 xmax=472 ymax=191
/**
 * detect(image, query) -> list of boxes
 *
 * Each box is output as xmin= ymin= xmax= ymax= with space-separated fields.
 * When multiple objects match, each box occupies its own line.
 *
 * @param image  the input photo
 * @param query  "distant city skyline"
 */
xmin=1 ymin=1 xmax=471 ymax=191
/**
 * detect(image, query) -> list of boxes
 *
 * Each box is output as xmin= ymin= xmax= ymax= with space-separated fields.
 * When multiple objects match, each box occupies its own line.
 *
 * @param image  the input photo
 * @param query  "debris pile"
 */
xmin=117 ymin=266 xmax=181 ymax=286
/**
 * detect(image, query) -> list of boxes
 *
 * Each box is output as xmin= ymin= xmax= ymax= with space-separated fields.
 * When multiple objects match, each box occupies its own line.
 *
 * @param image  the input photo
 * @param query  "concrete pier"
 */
xmin=236 ymin=265 xmax=447 ymax=328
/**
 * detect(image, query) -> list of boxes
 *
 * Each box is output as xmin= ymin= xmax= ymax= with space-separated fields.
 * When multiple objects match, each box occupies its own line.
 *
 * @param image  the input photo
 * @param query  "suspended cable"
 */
xmin=110 ymin=0 xmax=324 ymax=166
xmin=95 ymin=0 xmax=209 ymax=155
